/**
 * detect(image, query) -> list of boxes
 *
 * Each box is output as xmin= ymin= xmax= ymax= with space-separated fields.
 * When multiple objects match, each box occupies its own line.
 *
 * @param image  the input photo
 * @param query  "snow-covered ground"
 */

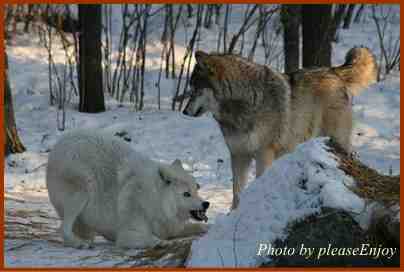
xmin=4 ymin=5 xmax=400 ymax=267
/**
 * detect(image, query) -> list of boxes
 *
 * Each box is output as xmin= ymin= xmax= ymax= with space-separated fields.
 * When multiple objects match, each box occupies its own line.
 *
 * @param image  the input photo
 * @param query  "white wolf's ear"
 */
xmin=159 ymin=165 xmax=173 ymax=185
xmin=172 ymin=159 xmax=184 ymax=170
xmin=195 ymin=50 xmax=209 ymax=64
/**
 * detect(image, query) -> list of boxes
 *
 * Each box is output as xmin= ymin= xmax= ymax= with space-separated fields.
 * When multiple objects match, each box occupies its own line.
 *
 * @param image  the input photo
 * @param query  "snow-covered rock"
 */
xmin=187 ymin=138 xmax=369 ymax=267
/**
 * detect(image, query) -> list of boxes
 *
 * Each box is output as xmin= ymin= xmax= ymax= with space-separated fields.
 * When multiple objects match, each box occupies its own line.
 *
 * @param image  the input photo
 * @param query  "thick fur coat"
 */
xmin=183 ymin=47 xmax=378 ymax=209
xmin=46 ymin=129 xmax=209 ymax=249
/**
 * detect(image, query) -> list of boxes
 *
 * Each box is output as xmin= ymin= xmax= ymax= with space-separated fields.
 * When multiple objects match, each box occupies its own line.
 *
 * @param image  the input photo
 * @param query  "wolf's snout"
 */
xmin=190 ymin=201 xmax=209 ymax=222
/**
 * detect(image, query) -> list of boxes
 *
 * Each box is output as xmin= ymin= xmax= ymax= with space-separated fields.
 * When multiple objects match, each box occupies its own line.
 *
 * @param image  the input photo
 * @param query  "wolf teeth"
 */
xmin=199 ymin=210 xmax=208 ymax=222
xmin=190 ymin=210 xmax=208 ymax=222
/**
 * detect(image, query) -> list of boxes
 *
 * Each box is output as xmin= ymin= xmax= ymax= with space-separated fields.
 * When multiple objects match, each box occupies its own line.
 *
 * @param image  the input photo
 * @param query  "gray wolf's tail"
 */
xmin=333 ymin=47 xmax=378 ymax=96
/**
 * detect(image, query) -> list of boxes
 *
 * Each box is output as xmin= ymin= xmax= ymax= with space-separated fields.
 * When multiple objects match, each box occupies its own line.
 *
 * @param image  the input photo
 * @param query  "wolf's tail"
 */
xmin=334 ymin=47 xmax=378 ymax=96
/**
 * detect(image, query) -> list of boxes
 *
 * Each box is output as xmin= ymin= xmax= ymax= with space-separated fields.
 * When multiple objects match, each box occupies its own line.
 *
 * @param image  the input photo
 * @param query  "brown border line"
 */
xmin=1 ymin=3 xmax=5 ymax=271
xmin=400 ymin=0 xmax=403 ymax=270
xmin=0 ymin=268 xmax=396 ymax=270
xmin=1 ymin=3 xmax=13 ymax=270
xmin=1 ymin=2 xmax=403 ymax=272
xmin=1 ymin=1 xmax=403 ymax=4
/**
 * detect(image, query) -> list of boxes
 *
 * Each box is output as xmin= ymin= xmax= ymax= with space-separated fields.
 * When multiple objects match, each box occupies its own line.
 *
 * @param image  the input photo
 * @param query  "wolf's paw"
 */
xmin=199 ymin=223 xmax=210 ymax=234
xmin=64 ymin=236 xmax=93 ymax=249
xmin=154 ymin=239 xmax=172 ymax=249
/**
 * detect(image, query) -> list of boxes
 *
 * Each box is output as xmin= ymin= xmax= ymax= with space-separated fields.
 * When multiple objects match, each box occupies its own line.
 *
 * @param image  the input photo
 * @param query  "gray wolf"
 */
xmin=183 ymin=47 xmax=377 ymax=209
xmin=46 ymin=129 xmax=210 ymax=249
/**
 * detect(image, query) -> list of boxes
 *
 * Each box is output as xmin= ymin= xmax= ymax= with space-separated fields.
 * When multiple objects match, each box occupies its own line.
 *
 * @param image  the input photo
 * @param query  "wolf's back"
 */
xmin=333 ymin=47 xmax=378 ymax=96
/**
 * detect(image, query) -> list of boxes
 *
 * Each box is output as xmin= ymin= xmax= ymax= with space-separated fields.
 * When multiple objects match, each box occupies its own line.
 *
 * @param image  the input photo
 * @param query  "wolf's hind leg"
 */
xmin=323 ymin=99 xmax=353 ymax=153
xmin=230 ymin=154 xmax=252 ymax=210
xmin=73 ymin=218 xmax=95 ymax=244
xmin=62 ymin=191 xmax=92 ymax=249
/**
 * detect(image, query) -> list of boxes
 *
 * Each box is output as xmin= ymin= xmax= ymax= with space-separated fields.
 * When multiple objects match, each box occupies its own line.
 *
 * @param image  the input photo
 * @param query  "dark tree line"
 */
xmin=302 ymin=4 xmax=334 ymax=68
xmin=281 ymin=5 xmax=300 ymax=74
xmin=281 ymin=4 xmax=364 ymax=73
xmin=78 ymin=5 xmax=105 ymax=113
xmin=5 ymin=4 xmax=368 ymax=119
xmin=4 ymin=4 xmax=398 ymax=157
xmin=5 ymin=53 xmax=25 ymax=156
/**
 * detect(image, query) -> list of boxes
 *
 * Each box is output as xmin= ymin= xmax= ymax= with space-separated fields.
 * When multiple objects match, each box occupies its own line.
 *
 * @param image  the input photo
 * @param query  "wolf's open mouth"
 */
xmin=190 ymin=210 xmax=208 ymax=222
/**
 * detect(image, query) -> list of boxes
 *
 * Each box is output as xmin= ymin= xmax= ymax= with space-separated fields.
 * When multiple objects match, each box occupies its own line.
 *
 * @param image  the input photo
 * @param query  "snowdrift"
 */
xmin=187 ymin=137 xmax=399 ymax=267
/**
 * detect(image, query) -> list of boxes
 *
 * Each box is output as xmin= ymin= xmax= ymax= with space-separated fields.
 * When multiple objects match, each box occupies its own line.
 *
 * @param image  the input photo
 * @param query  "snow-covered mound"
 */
xmin=187 ymin=138 xmax=365 ymax=268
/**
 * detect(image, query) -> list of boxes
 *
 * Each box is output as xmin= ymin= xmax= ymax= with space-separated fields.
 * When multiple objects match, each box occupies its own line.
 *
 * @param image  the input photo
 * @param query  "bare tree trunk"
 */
xmin=23 ymin=4 xmax=34 ymax=33
xmin=331 ymin=4 xmax=347 ymax=41
xmin=371 ymin=5 xmax=400 ymax=78
xmin=172 ymin=5 xmax=203 ymax=111
xmin=102 ymin=5 xmax=113 ymax=95
xmin=227 ymin=4 xmax=259 ymax=54
xmin=354 ymin=4 xmax=365 ymax=23
xmin=343 ymin=4 xmax=355 ymax=29
xmin=214 ymin=4 xmax=221 ymax=25
xmin=138 ymin=5 xmax=150 ymax=111
xmin=302 ymin=4 xmax=333 ymax=67
xmin=78 ymin=4 xmax=105 ymax=113
xmin=186 ymin=4 xmax=193 ymax=18
xmin=45 ymin=6 xmax=55 ymax=106
xmin=281 ymin=4 xmax=300 ymax=73
xmin=223 ymin=5 xmax=231 ymax=52
xmin=204 ymin=4 xmax=214 ymax=29
xmin=4 ymin=53 xmax=25 ymax=156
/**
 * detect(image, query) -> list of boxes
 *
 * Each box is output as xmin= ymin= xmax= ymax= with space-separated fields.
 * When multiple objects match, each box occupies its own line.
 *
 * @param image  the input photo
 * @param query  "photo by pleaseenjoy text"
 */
xmin=257 ymin=243 xmax=397 ymax=260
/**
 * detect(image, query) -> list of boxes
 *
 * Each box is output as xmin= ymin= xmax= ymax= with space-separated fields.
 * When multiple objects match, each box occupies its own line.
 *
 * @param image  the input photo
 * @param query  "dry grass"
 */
xmin=130 ymin=238 xmax=193 ymax=267
xmin=327 ymin=138 xmax=400 ymax=207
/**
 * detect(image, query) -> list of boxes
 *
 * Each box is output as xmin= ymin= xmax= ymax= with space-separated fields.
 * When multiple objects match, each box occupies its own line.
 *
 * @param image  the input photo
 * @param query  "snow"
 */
xmin=5 ymin=4 xmax=400 ymax=268
xmin=352 ymin=77 xmax=400 ymax=175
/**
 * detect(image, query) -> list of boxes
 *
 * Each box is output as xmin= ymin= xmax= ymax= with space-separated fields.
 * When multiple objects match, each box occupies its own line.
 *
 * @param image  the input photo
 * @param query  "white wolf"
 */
xmin=46 ymin=129 xmax=210 ymax=249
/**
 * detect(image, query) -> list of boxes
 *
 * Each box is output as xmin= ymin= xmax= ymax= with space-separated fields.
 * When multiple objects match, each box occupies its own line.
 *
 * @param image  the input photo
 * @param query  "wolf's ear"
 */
xmin=195 ymin=50 xmax=209 ymax=64
xmin=172 ymin=159 xmax=184 ymax=170
xmin=195 ymin=51 xmax=213 ymax=72
xmin=159 ymin=165 xmax=172 ymax=185
xmin=195 ymin=51 xmax=224 ymax=81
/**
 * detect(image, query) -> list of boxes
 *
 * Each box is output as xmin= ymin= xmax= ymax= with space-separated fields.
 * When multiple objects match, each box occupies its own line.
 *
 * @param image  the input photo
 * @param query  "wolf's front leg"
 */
xmin=230 ymin=153 xmax=252 ymax=210
xmin=255 ymin=147 xmax=275 ymax=177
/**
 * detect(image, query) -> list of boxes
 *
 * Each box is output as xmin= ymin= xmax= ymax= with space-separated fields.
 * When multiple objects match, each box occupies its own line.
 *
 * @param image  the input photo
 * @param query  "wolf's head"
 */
xmin=182 ymin=51 xmax=223 ymax=117
xmin=159 ymin=159 xmax=210 ymax=222
xmin=183 ymin=50 xmax=290 ymax=128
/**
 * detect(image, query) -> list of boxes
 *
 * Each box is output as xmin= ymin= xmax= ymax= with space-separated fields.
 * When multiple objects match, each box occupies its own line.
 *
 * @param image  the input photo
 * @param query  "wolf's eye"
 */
xmin=183 ymin=192 xmax=191 ymax=197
